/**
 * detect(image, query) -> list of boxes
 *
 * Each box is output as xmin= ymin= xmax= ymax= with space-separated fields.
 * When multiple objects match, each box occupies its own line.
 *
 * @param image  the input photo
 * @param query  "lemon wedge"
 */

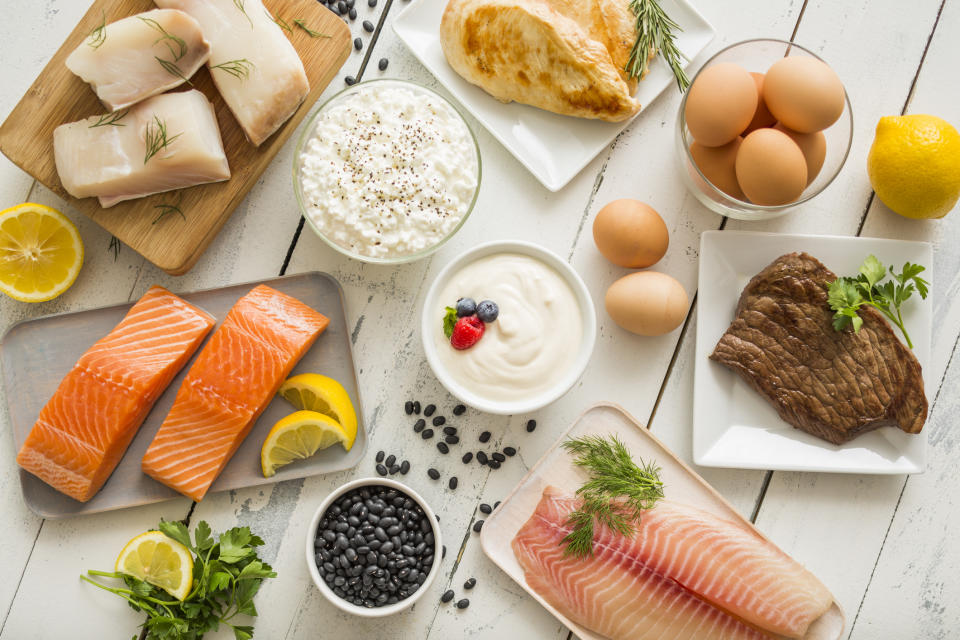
xmin=261 ymin=410 xmax=351 ymax=477
xmin=115 ymin=530 xmax=194 ymax=601
xmin=277 ymin=374 xmax=357 ymax=449
xmin=0 ymin=203 xmax=84 ymax=302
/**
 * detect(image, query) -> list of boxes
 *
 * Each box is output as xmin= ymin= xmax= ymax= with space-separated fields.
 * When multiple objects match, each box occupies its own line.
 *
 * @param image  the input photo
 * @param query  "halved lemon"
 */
xmin=277 ymin=374 xmax=357 ymax=449
xmin=0 ymin=203 xmax=84 ymax=302
xmin=261 ymin=410 xmax=351 ymax=477
xmin=115 ymin=530 xmax=194 ymax=601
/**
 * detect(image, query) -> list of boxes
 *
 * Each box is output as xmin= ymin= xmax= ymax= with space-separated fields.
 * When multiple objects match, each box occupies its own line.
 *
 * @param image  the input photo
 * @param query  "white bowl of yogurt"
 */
xmin=421 ymin=241 xmax=597 ymax=414
xmin=294 ymin=79 xmax=481 ymax=264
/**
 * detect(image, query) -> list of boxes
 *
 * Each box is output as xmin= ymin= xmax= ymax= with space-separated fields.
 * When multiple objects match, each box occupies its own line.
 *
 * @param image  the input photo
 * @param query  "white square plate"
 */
xmin=694 ymin=231 xmax=932 ymax=474
xmin=392 ymin=0 xmax=715 ymax=191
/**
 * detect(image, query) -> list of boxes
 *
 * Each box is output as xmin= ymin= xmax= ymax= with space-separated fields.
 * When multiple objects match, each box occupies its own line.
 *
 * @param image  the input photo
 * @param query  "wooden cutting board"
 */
xmin=0 ymin=0 xmax=351 ymax=275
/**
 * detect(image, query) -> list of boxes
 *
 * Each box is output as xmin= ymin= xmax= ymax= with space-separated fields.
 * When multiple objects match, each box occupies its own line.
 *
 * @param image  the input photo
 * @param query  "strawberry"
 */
xmin=450 ymin=316 xmax=485 ymax=350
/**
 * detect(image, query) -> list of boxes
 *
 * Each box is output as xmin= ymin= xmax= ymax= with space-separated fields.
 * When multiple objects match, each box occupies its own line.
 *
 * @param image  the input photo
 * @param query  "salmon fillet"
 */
xmin=16 ymin=286 xmax=215 ymax=502
xmin=141 ymin=285 xmax=329 ymax=501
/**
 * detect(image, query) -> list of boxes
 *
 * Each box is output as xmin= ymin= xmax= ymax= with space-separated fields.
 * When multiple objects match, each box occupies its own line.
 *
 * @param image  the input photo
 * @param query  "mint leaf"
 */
xmin=859 ymin=254 xmax=886 ymax=288
xmin=443 ymin=306 xmax=458 ymax=339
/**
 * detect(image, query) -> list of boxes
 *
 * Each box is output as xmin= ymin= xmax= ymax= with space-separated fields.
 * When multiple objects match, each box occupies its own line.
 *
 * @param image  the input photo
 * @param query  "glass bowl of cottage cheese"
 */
xmin=421 ymin=241 xmax=597 ymax=415
xmin=294 ymin=79 xmax=481 ymax=264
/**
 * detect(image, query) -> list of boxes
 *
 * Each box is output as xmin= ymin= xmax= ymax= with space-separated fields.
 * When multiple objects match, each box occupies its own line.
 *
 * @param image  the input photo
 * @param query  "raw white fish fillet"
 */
xmin=65 ymin=9 xmax=211 ymax=111
xmin=155 ymin=0 xmax=309 ymax=146
xmin=53 ymin=90 xmax=230 ymax=208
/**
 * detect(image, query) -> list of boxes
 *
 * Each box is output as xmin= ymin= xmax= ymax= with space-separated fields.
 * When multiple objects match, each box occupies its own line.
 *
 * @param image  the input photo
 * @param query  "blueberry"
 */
xmin=456 ymin=298 xmax=477 ymax=317
xmin=476 ymin=300 xmax=499 ymax=322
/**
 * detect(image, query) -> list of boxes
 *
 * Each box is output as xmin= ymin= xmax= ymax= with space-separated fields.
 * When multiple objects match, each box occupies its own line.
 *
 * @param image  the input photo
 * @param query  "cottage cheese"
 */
xmin=298 ymin=83 xmax=478 ymax=259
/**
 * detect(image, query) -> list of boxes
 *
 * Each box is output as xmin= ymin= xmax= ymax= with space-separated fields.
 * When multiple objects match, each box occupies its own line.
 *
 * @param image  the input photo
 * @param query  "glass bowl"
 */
xmin=676 ymin=39 xmax=853 ymax=220
xmin=293 ymin=78 xmax=482 ymax=264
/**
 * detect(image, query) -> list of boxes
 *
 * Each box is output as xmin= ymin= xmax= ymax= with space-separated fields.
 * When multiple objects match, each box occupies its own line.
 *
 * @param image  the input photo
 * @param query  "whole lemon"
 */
xmin=867 ymin=114 xmax=960 ymax=219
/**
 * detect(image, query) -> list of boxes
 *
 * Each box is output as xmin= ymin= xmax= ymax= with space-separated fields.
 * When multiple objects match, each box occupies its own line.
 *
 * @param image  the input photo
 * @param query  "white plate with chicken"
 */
xmin=393 ymin=0 xmax=714 ymax=191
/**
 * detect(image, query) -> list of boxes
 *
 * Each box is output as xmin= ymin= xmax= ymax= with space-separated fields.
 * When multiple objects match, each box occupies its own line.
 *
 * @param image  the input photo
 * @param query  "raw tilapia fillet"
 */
xmin=513 ymin=487 xmax=833 ymax=639
xmin=53 ymin=90 xmax=230 ymax=208
xmin=65 ymin=9 xmax=210 ymax=111
xmin=16 ymin=287 xmax=214 ymax=503
xmin=142 ymin=285 xmax=329 ymax=501
xmin=155 ymin=0 xmax=309 ymax=146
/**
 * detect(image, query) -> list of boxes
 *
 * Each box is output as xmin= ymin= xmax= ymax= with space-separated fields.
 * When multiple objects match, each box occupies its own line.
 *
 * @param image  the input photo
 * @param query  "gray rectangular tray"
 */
xmin=2 ymin=272 xmax=366 ymax=518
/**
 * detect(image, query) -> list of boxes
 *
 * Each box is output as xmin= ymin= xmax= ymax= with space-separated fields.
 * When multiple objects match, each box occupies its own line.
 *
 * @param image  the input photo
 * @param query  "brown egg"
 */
xmin=592 ymin=200 xmax=669 ymax=268
xmin=605 ymin=271 xmax=689 ymax=336
xmin=735 ymin=128 xmax=808 ymax=205
xmin=743 ymin=72 xmax=777 ymax=134
xmin=774 ymin=123 xmax=827 ymax=185
xmin=684 ymin=63 xmax=758 ymax=147
xmin=763 ymin=56 xmax=845 ymax=133
xmin=690 ymin=137 xmax=746 ymax=200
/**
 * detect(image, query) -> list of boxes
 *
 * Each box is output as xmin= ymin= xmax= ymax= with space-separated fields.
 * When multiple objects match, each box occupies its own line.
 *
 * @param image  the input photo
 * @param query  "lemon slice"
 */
xmin=115 ymin=530 xmax=194 ymax=601
xmin=277 ymin=374 xmax=357 ymax=449
xmin=261 ymin=410 xmax=351 ymax=477
xmin=0 ymin=203 xmax=84 ymax=302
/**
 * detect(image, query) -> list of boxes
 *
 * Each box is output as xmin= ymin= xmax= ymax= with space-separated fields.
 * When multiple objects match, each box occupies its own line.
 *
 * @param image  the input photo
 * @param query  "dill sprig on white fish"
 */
xmin=88 ymin=109 xmax=129 ymax=128
xmin=210 ymin=58 xmax=255 ymax=80
xmin=143 ymin=116 xmax=182 ymax=164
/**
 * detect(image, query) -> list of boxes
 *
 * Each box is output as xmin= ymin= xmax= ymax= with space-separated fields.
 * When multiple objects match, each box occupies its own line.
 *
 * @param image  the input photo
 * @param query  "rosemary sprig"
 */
xmin=560 ymin=435 xmax=665 ymax=558
xmin=626 ymin=0 xmax=689 ymax=91
xmin=152 ymin=192 xmax=186 ymax=225
xmin=234 ymin=0 xmax=253 ymax=28
xmin=138 ymin=16 xmax=187 ymax=60
xmin=109 ymin=236 xmax=121 ymax=260
xmin=210 ymin=58 xmax=255 ymax=80
xmin=267 ymin=10 xmax=292 ymax=32
xmin=88 ymin=109 xmax=129 ymax=128
xmin=143 ymin=116 xmax=182 ymax=164
xmin=87 ymin=11 xmax=107 ymax=49
xmin=294 ymin=19 xmax=332 ymax=38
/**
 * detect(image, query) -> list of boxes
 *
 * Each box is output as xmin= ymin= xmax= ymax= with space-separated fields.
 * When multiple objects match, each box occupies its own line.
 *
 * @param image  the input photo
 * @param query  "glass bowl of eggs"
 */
xmin=676 ymin=39 xmax=853 ymax=220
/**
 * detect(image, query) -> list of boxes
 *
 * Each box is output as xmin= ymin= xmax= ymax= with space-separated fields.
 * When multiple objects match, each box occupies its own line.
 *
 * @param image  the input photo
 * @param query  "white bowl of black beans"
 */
xmin=306 ymin=477 xmax=442 ymax=616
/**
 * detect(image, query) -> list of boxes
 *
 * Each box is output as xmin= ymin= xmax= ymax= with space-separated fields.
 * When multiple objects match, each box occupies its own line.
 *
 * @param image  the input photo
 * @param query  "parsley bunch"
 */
xmin=82 ymin=521 xmax=277 ymax=640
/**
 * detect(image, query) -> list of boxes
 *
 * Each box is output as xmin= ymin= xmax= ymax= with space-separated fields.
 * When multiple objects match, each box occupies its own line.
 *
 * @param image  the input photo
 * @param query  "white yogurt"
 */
xmin=433 ymin=253 xmax=584 ymax=403
xmin=298 ymin=83 xmax=478 ymax=259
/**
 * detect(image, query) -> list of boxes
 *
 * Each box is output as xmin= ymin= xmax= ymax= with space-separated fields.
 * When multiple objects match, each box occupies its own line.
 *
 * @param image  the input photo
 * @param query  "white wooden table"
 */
xmin=2 ymin=0 xmax=958 ymax=638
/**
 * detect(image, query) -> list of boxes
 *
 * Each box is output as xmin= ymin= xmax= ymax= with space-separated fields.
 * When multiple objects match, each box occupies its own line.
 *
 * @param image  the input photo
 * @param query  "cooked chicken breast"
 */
xmin=53 ymin=90 xmax=230 ymax=208
xmin=65 ymin=9 xmax=210 ymax=111
xmin=440 ymin=0 xmax=646 ymax=122
xmin=155 ymin=0 xmax=309 ymax=146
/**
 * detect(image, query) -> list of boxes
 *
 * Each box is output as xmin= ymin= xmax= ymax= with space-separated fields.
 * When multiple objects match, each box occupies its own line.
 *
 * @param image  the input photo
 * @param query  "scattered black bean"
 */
xmin=479 ymin=503 xmax=492 ymax=514
xmin=494 ymin=501 xmax=501 ymax=509
xmin=404 ymin=401 xmax=413 ymax=415
xmin=337 ymin=1 xmax=347 ymax=14
xmin=421 ymin=428 xmax=434 ymax=440
xmin=462 ymin=452 xmax=473 ymax=464
xmin=432 ymin=416 xmax=446 ymax=426
xmin=479 ymin=431 xmax=491 ymax=443
xmin=413 ymin=418 xmax=426 ymax=432
xmin=389 ymin=464 xmax=400 ymax=475
xmin=473 ymin=520 xmax=484 ymax=532
xmin=437 ymin=442 xmax=449 ymax=454
xmin=441 ymin=589 xmax=455 ymax=603
xmin=445 ymin=435 xmax=459 ymax=445
xmin=424 ymin=404 xmax=436 ymax=417
xmin=442 ymin=545 xmax=447 ymax=558
xmin=526 ymin=419 xmax=537 ymax=432
xmin=362 ymin=19 xmax=375 ymax=32
xmin=375 ymin=450 xmax=385 ymax=463
xmin=488 ymin=459 xmax=501 ymax=470
xmin=353 ymin=37 xmax=363 ymax=50
xmin=412 ymin=401 xmax=421 ymax=414
xmin=453 ymin=404 xmax=466 ymax=415
xmin=504 ymin=446 xmax=517 ymax=456
xmin=464 ymin=577 xmax=476 ymax=589
xmin=375 ymin=464 xmax=387 ymax=476
xmin=400 ymin=460 xmax=410 ymax=475
xmin=344 ymin=75 xmax=356 ymax=85
xmin=368 ymin=0 xmax=377 ymax=6
xmin=443 ymin=426 xmax=457 ymax=436
xmin=476 ymin=451 xmax=488 ymax=465
xmin=449 ymin=477 xmax=458 ymax=490
xmin=377 ymin=57 xmax=388 ymax=71
xmin=348 ymin=7 xmax=357 ymax=19
xmin=492 ymin=452 xmax=506 ymax=463
xmin=427 ymin=468 xmax=440 ymax=480
xmin=385 ymin=454 xmax=396 ymax=468
xmin=456 ymin=598 xmax=470 ymax=609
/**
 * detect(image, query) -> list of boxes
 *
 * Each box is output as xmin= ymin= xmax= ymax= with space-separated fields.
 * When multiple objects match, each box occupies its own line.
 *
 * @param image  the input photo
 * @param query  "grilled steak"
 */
xmin=710 ymin=252 xmax=927 ymax=444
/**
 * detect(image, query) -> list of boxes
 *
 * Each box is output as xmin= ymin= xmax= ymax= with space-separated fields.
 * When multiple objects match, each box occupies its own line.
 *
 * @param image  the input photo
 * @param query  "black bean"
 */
xmin=347 ymin=0 xmax=356 ymax=7
xmin=345 ymin=75 xmax=356 ymax=85
xmin=456 ymin=598 xmax=470 ymax=609
xmin=476 ymin=451 xmax=488 ymax=465
xmin=462 ymin=452 xmax=473 ymax=464
xmin=479 ymin=431 xmax=491 ymax=443
xmin=479 ymin=503 xmax=492 ymax=514
xmin=445 ymin=435 xmax=459 ymax=445
xmin=368 ymin=0 xmax=377 ymax=6
xmin=375 ymin=450 xmax=385 ymax=463
xmin=427 ymin=468 xmax=440 ymax=480
xmin=504 ymin=446 xmax=517 ymax=456
xmin=413 ymin=418 xmax=426 ymax=432
xmin=453 ymin=404 xmax=466 ymax=415
xmin=441 ymin=589 xmax=455 ymax=603
xmin=488 ymin=459 xmax=501 ymax=470
xmin=337 ymin=1 xmax=347 ymax=13
xmin=405 ymin=401 xmax=413 ymax=415
xmin=437 ymin=442 xmax=449 ymax=454
xmin=442 ymin=545 xmax=447 ymax=558
xmin=464 ymin=577 xmax=476 ymax=589
xmin=348 ymin=7 xmax=357 ymax=19
xmin=375 ymin=463 xmax=387 ymax=476
xmin=449 ymin=477 xmax=458 ymax=490
xmin=384 ymin=454 xmax=396 ymax=468
xmin=389 ymin=464 xmax=400 ymax=475
xmin=380 ymin=541 xmax=394 ymax=553
xmin=377 ymin=57 xmax=388 ymax=71
xmin=374 ymin=527 xmax=388 ymax=542
xmin=400 ymin=460 xmax=410 ymax=475
xmin=443 ymin=426 xmax=457 ymax=436
xmin=526 ymin=419 xmax=537 ymax=432
xmin=363 ymin=19 xmax=375 ymax=32
xmin=421 ymin=428 xmax=434 ymax=440
xmin=494 ymin=501 xmax=501 ymax=508
xmin=353 ymin=37 xmax=363 ymax=50
xmin=432 ymin=416 xmax=446 ymax=426
xmin=492 ymin=452 xmax=506 ymax=463
xmin=412 ymin=401 xmax=421 ymax=414
xmin=473 ymin=520 xmax=484 ymax=532
xmin=424 ymin=404 xmax=436 ymax=417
